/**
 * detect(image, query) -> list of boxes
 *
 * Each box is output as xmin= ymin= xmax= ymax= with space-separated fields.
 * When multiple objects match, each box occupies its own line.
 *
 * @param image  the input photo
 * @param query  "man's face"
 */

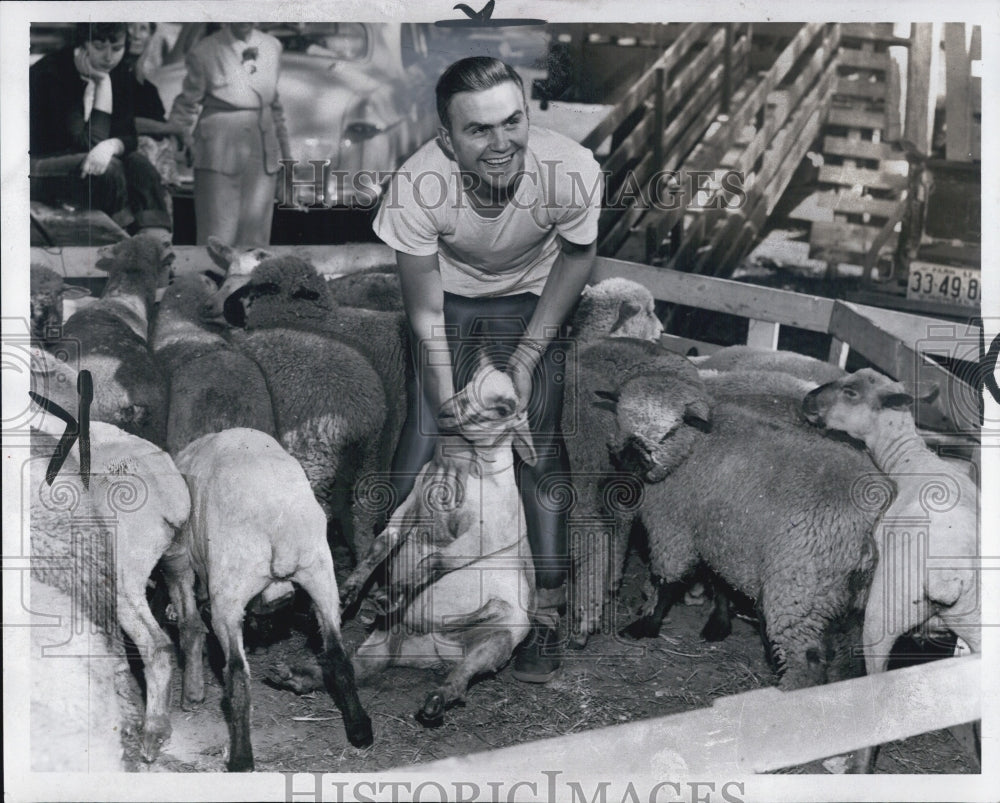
xmin=439 ymin=81 xmax=529 ymax=202
xmin=229 ymin=23 xmax=255 ymax=41
xmin=85 ymin=33 xmax=127 ymax=72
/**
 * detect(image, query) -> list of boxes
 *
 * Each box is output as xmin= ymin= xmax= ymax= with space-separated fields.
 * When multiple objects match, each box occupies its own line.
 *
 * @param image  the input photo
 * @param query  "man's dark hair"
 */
xmin=74 ymin=22 xmax=128 ymax=46
xmin=435 ymin=56 xmax=525 ymax=130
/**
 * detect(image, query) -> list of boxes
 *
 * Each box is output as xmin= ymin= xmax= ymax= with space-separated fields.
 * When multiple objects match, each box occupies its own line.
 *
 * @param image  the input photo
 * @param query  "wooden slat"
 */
xmin=791 ymin=188 xmax=903 ymax=221
xmin=410 ymin=657 xmax=980 ymax=778
xmin=841 ymin=22 xmax=899 ymax=41
xmin=581 ymin=23 xmax=712 ymax=151
xmin=29 ymin=243 xmax=396 ymax=279
xmin=828 ymin=302 xmax=979 ymax=433
xmin=863 ymin=199 xmax=907 ymax=269
xmin=826 ymin=106 xmax=888 ymax=130
xmin=593 ymin=256 xmax=838 ymax=332
xmin=822 ymin=135 xmax=899 ymax=161
xmin=837 ymin=48 xmax=892 ymax=71
xmin=746 ymin=318 xmax=780 ymax=350
xmin=945 ymin=22 xmax=973 ymax=162
xmin=886 ymin=51 xmax=903 ymax=142
xmin=835 ymin=76 xmax=887 ymax=99
xmin=905 ymin=23 xmax=934 ymax=155
xmin=810 ymin=220 xmax=897 ymax=260
xmin=818 ymin=163 xmax=908 ymax=191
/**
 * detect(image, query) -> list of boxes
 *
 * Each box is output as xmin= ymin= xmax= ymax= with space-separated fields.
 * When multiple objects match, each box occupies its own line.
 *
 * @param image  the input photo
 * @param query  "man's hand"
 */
xmin=81 ymin=138 xmax=122 ymax=177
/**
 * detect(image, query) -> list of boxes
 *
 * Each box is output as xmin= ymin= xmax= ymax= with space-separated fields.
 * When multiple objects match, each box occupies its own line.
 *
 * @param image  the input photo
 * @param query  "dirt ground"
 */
xmin=120 ymin=547 xmax=977 ymax=778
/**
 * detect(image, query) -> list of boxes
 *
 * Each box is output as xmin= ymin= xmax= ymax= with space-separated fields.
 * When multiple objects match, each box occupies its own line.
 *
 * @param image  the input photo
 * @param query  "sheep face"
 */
xmin=438 ymin=359 xmax=536 ymax=464
xmin=160 ymin=273 xmax=222 ymax=322
xmin=573 ymin=278 xmax=663 ymax=343
xmin=598 ymin=372 xmax=711 ymax=482
xmin=202 ymin=238 xmax=275 ymax=321
xmin=802 ymin=368 xmax=932 ymax=441
xmin=95 ymin=234 xmax=174 ymax=308
xmin=222 ymin=256 xmax=335 ymax=328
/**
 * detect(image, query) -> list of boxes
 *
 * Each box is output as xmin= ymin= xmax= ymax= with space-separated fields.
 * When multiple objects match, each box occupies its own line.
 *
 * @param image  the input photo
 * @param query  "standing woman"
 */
xmin=167 ymin=23 xmax=291 ymax=246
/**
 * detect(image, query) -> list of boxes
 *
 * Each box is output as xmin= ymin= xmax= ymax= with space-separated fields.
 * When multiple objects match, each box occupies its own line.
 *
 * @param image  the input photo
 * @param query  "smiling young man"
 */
xmin=373 ymin=56 xmax=603 ymax=684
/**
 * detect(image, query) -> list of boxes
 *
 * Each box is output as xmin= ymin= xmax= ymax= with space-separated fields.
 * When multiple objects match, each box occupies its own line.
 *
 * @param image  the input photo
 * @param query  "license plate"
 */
xmin=906 ymin=261 xmax=981 ymax=308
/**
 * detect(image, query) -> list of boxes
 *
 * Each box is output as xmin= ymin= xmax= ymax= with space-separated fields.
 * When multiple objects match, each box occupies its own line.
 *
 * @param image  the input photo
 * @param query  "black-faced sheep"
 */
xmin=598 ymin=370 xmax=881 ymax=689
xmin=152 ymin=273 xmax=276 ymax=455
xmin=230 ymin=325 xmax=388 ymax=561
xmin=273 ymin=359 xmax=535 ymax=727
xmin=803 ymin=368 xmax=980 ymax=771
xmin=29 ymin=348 xmax=190 ymax=762
xmin=30 ymin=264 xmax=90 ymax=348
xmin=223 ymin=255 xmax=410 ymax=481
xmin=60 ymin=234 xmax=172 ymax=446
xmin=173 ymin=428 xmax=373 ymax=771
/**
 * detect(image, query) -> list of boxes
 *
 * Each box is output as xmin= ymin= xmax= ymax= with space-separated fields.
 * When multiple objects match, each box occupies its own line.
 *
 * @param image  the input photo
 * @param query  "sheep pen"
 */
xmin=23 ymin=259 xmax=976 ymax=777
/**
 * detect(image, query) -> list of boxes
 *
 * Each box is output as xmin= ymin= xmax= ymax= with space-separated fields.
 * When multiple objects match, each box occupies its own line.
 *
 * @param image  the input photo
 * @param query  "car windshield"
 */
xmin=263 ymin=23 xmax=369 ymax=61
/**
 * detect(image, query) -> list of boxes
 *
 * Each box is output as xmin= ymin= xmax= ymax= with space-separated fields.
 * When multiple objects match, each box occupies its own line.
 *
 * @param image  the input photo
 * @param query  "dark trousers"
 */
xmin=390 ymin=292 xmax=570 ymax=590
xmin=30 ymin=151 xmax=172 ymax=232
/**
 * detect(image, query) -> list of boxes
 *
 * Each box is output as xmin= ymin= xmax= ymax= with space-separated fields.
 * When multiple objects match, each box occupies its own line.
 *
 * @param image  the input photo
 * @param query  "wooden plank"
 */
xmin=818 ymin=163 xmax=909 ymax=191
xmin=828 ymin=337 xmax=850 ymax=367
xmin=826 ymin=106 xmax=888 ymax=130
xmin=791 ymin=188 xmax=902 ymax=221
xmin=410 ymin=656 xmax=980 ymax=778
xmin=822 ymin=135 xmax=899 ymax=161
xmin=945 ymin=23 xmax=973 ymax=162
xmin=29 ymin=243 xmax=396 ymax=279
xmin=810 ymin=220 xmax=897 ymax=260
xmin=828 ymin=302 xmax=979 ymax=433
xmin=904 ymin=23 xmax=934 ymax=155
xmin=835 ymin=76 xmax=888 ymax=99
xmin=582 ymin=23 xmax=711 ymax=152
xmin=593 ymin=256 xmax=838 ymax=332
xmin=863 ymin=199 xmax=907 ymax=269
xmin=837 ymin=48 xmax=892 ymax=71
xmin=886 ymin=54 xmax=903 ymax=142
xmin=746 ymin=318 xmax=781 ymax=350
xmin=841 ymin=22 xmax=899 ymax=41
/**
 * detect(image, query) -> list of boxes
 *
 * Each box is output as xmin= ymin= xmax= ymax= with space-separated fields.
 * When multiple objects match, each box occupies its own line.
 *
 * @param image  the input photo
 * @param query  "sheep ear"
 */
xmin=609 ymin=300 xmax=642 ymax=334
xmin=206 ymin=237 xmax=236 ymax=271
xmin=880 ymin=391 xmax=914 ymax=410
xmin=592 ymin=389 xmax=619 ymax=413
xmin=291 ymin=286 xmax=322 ymax=301
xmin=918 ymin=384 xmax=940 ymax=405
xmin=202 ymin=269 xmax=226 ymax=287
xmin=683 ymin=398 xmax=711 ymax=427
xmin=511 ymin=416 xmax=537 ymax=467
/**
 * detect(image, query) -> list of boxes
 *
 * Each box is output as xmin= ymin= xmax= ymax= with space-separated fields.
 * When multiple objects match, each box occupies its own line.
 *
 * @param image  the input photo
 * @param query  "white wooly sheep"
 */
xmin=28 ymin=348 xmax=190 ymax=763
xmin=693 ymin=345 xmax=848 ymax=384
xmin=277 ymin=356 xmax=537 ymax=727
xmin=803 ymin=368 xmax=980 ymax=770
xmin=570 ymin=277 xmax=664 ymax=344
xmin=173 ymin=428 xmax=373 ymax=772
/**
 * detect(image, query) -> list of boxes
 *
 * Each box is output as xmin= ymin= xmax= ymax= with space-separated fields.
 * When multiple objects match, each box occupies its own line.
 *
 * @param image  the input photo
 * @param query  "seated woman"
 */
xmin=30 ymin=22 xmax=172 ymax=243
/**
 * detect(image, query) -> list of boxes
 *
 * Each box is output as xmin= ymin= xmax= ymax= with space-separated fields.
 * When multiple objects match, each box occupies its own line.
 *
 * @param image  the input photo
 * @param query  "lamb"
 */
xmin=152 ymin=272 xmax=276 ymax=455
xmin=562 ymin=337 xmax=710 ymax=645
xmin=30 ymin=263 xmax=90 ymax=348
xmin=172 ymin=428 xmax=373 ymax=771
xmin=29 ymin=347 xmax=191 ymax=762
xmin=273 ymin=356 xmax=536 ymax=727
xmin=599 ymin=370 xmax=881 ymax=689
xmin=693 ymin=344 xmax=848 ymax=384
xmin=803 ymin=368 xmax=980 ymax=770
xmin=60 ymin=234 xmax=172 ymax=447
xmin=30 ymin=580 xmax=126 ymax=771
xmin=222 ymin=255 xmax=410 ymax=480
xmin=230 ymin=325 xmax=388 ymax=561
xmin=326 ymin=268 xmax=403 ymax=311
xmin=569 ymin=276 xmax=665 ymax=343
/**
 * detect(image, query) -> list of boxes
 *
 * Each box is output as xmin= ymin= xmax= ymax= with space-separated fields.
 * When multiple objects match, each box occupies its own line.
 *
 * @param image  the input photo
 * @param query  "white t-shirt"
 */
xmin=373 ymin=127 xmax=603 ymax=298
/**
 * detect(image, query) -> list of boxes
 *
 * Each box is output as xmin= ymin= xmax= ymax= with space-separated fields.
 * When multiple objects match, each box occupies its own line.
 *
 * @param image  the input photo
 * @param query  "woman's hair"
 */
xmin=435 ymin=57 xmax=524 ymax=130
xmin=74 ymin=22 xmax=128 ymax=46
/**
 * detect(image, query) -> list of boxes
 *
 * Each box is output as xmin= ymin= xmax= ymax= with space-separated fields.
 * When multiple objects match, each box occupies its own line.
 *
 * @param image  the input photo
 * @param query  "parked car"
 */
xmin=149 ymin=22 xmax=444 ymax=209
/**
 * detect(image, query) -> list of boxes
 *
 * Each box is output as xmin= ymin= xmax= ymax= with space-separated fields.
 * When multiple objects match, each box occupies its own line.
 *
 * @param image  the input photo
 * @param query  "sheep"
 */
xmin=223 ymin=255 xmax=410 ymax=507
xmin=692 ymin=344 xmax=848 ymax=384
xmin=802 ymin=368 xmax=980 ymax=771
xmin=569 ymin=276 xmax=665 ymax=343
xmin=152 ymin=272 xmax=276 ymax=455
xmin=29 ymin=579 xmax=126 ymax=771
xmin=600 ymin=370 xmax=881 ymax=689
xmin=172 ymin=428 xmax=373 ymax=771
xmin=29 ymin=347 xmax=191 ymax=762
xmin=326 ymin=268 xmax=403 ymax=311
xmin=60 ymin=234 xmax=172 ymax=447
xmin=30 ymin=264 xmax=90 ymax=348
xmin=561 ymin=337 xmax=710 ymax=645
xmin=272 ymin=356 xmax=536 ymax=727
xmin=230 ymin=325 xmax=388 ymax=561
